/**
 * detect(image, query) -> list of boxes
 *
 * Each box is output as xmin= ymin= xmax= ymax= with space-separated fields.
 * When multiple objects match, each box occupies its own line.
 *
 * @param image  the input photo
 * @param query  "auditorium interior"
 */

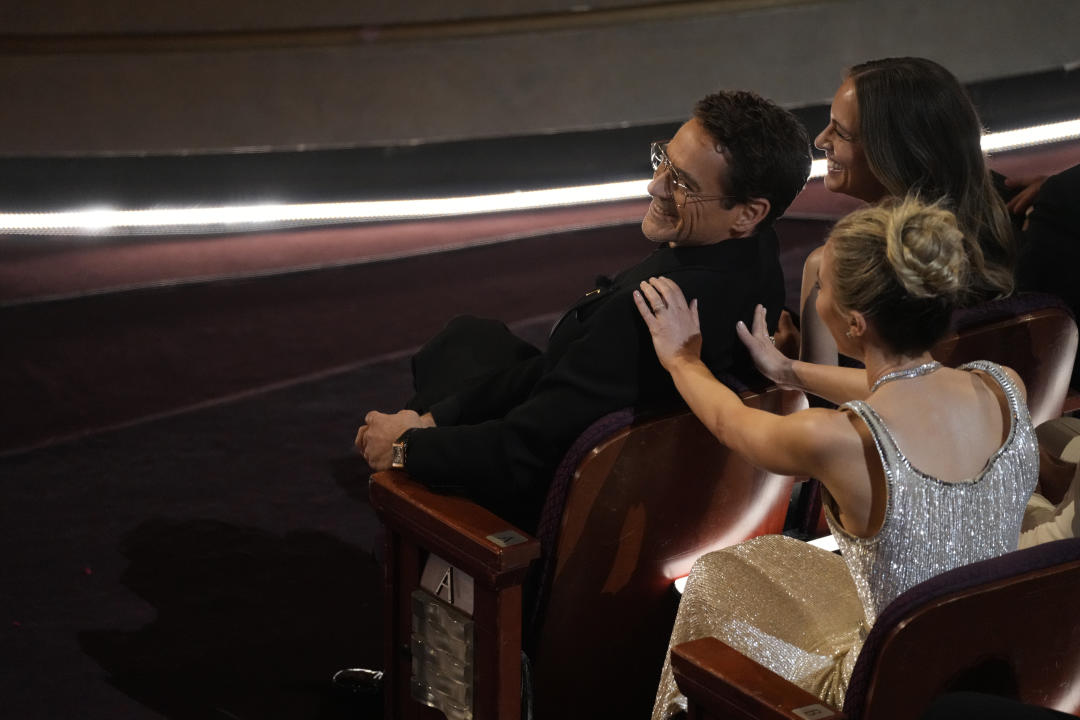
xmin=2 ymin=1 xmax=1080 ymax=718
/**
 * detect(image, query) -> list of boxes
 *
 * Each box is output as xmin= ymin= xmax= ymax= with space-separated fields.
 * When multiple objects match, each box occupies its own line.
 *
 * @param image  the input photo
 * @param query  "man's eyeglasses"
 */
xmin=650 ymin=141 xmax=732 ymax=209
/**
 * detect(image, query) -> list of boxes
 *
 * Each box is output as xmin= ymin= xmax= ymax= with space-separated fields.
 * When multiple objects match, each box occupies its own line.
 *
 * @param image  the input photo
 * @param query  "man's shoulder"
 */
xmin=614 ymin=228 xmax=778 ymax=276
xmin=667 ymin=235 xmax=781 ymax=283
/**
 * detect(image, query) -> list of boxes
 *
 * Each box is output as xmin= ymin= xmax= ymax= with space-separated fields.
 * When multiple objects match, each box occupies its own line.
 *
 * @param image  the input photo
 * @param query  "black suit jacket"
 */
xmin=406 ymin=229 xmax=787 ymax=532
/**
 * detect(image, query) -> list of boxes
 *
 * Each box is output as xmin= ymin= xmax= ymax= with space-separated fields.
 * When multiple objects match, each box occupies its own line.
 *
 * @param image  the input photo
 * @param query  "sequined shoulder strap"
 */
xmin=956 ymin=360 xmax=1025 ymax=427
xmin=841 ymin=399 xmax=905 ymax=478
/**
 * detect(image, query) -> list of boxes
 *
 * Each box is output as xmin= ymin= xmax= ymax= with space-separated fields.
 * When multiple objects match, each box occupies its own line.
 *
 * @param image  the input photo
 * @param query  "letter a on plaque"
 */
xmin=433 ymin=566 xmax=455 ymax=604
xmin=420 ymin=554 xmax=475 ymax=615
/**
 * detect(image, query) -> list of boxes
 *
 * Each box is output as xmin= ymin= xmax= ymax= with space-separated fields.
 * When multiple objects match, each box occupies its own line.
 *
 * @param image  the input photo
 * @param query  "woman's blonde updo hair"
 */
xmin=828 ymin=196 xmax=969 ymax=354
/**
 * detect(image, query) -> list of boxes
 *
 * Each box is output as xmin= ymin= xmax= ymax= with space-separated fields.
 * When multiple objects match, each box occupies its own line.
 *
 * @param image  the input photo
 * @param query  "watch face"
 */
xmin=391 ymin=442 xmax=406 ymax=468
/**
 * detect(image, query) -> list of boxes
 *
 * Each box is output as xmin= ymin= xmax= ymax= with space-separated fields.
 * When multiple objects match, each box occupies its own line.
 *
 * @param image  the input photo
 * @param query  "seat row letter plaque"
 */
xmin=411 ymin=555 xmax=476 ymax=719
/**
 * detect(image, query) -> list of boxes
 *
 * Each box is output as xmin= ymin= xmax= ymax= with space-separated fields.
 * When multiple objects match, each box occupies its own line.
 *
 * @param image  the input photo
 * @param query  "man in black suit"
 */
xmin=355 ymin=90 xmax=811 ymax=533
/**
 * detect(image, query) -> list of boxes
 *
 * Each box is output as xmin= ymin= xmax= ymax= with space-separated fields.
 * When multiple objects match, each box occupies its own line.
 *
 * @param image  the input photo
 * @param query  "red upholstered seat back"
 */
xmin=845 ymin=538 xmax=1080 ymax=720
xmin=530 ymin=384 xmax=807 ymax=719
xmin=932 ymin=292 xmax=1077 ymax=425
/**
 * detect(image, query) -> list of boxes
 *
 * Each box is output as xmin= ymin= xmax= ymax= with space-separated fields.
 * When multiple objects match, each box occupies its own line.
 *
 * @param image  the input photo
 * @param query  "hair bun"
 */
xmin=884 ymin=196 xmax=968 ymax=300
xmin=827 ymin=196 xmax=969 ymax=354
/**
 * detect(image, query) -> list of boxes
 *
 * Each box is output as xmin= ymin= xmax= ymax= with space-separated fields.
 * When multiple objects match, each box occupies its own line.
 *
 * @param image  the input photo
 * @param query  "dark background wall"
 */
xmin=1 ymin=0 xmax=1078 ymax=157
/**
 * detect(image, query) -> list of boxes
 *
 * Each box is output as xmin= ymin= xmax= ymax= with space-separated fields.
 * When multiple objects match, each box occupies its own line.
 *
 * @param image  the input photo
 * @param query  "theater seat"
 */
xmin=932 ymin=292 xmax=1077 ymax=426
xmin=369 ymin=381 xmax=807 ymax=720
xmin=670 ymin=537 xmax=1080 ymax=720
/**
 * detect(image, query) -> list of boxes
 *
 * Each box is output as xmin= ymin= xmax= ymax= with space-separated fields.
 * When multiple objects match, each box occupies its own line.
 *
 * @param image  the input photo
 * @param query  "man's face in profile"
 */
xmin=641 ymin=118 xmax=744 ymax=247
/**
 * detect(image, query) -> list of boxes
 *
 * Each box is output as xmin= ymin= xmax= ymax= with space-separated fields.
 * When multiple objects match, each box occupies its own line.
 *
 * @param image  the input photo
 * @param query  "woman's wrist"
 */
xmin=780 ymin=359 xmax=806 ymax=391
xmin=665 ymin=353 xmax=706 ymax=378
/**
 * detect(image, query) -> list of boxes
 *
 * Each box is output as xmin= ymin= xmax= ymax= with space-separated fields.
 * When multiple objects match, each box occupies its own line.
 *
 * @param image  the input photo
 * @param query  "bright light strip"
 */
xmin=982 ymin=118 xmax=1080 ymax=152
xmin=0 ymin=180 xmax=650 ymax=233
xmin=1 ymin=119 xmax=1077 ymax=235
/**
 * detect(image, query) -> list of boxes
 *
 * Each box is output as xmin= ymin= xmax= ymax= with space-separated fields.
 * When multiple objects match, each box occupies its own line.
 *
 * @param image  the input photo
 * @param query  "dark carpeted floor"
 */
xmin=0 ymin=223 xmax=657 ymax=455
xmin=0 ymin=351 xmax=410 ymax=719
xmin=0 ymin=218 xmax=825 ymax=719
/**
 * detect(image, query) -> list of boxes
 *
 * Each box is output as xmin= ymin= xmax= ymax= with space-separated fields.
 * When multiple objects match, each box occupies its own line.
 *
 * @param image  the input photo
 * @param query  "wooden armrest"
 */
xmin=671 ymin=637 xmax=846 ymax=720
xmin=369 ymin=469 xmax=541 ymax=589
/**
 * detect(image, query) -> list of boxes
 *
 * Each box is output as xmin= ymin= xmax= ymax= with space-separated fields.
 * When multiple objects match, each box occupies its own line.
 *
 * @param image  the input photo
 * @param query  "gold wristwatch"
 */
xmin=391 ymin=429 xmax=415 ymax=469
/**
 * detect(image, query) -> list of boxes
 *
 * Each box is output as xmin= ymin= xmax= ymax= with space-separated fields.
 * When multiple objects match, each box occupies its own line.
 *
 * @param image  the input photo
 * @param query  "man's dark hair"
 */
xmin=693 ymin=90 xmax=811 ymax=230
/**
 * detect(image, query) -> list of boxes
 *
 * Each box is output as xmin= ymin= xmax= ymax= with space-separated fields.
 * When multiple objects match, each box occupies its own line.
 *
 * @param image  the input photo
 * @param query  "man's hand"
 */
xmin=354 ymin=410 xmax=435 ymax=470
xmin=736 ymin=304 xmax=798 ymax=389
xmin=1004 ymin=174 xmax=1048 ymax=219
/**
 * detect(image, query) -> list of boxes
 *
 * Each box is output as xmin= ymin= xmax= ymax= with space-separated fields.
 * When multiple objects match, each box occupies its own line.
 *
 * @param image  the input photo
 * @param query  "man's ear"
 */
xmin=732 ymin=197 xmax=771 ymax=235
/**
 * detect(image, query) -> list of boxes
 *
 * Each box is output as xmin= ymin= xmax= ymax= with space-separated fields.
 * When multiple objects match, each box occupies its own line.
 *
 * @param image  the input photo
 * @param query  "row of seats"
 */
xmin=369 ymin=291 xmax=1080 ymax=720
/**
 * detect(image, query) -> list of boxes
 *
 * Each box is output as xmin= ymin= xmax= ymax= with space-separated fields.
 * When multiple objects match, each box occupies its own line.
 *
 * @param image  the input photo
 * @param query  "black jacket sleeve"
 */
xmin=404 ymin=285 xmax=657 ymax=531
xmin=403 ymin=261 xmax=758 ymax=532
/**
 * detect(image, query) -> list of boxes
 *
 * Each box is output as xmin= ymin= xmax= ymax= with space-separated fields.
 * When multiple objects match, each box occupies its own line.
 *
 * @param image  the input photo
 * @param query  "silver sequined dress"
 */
xmin=651 ymin=361 xmax=1038 ymax=717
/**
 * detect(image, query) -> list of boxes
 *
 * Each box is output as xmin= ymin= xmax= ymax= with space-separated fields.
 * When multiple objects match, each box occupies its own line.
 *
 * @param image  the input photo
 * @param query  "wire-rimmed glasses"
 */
xmin=650 ymin=141 xmax=731 ymax=209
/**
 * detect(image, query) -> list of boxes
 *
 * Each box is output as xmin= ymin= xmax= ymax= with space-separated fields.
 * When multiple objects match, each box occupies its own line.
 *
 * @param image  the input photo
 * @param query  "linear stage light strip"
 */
xmin=0 ymin=180 xmax=651 ymax=232
xmin=1 ymin=118 xmax=1078 ymax=234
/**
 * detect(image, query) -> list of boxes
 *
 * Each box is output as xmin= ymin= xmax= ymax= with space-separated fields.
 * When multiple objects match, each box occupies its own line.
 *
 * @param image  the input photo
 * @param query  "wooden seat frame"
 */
xmin=370 ymin=383 xmax=807 ymax=720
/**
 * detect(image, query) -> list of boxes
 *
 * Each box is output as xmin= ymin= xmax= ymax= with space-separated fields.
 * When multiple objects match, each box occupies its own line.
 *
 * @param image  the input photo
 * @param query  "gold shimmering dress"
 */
xmin=651 ymin=361 xmax=1038 ymax=718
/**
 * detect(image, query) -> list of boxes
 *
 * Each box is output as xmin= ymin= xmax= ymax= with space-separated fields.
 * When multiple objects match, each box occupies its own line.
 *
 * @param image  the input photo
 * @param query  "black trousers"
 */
xmin=404 ymin=315 xmax=541 ymax=414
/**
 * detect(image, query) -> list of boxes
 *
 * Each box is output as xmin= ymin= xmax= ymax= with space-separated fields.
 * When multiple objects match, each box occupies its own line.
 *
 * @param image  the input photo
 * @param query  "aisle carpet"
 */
xmin=1 ymin=219 xmax=825 ymax=719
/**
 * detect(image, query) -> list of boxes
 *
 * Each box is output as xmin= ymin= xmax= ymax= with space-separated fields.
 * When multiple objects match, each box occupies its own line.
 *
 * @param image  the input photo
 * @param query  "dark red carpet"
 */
xmin=0 ymin=210 xmax=825 ymax=719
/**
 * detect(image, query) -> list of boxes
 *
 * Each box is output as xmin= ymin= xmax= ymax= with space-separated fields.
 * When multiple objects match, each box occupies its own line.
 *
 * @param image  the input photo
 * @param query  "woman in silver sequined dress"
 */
xmin=633 ymin=198 xmax=1039 ymax=717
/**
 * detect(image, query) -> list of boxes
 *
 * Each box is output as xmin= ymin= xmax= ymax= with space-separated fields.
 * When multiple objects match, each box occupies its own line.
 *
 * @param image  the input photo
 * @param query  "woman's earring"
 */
xmin=845 ymin=329 xmax=854 ymax=338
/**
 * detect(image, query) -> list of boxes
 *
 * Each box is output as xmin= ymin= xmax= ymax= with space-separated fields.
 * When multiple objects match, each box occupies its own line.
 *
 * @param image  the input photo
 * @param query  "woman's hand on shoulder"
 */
xmin=736 ymin=304 xmax=798 ymax=388
xmin=634 ymin=276 xmax=702 ymax=371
